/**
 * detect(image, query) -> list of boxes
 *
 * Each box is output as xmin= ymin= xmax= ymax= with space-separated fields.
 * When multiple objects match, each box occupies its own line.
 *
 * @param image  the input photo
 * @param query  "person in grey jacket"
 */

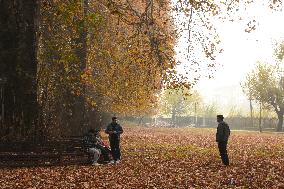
xmin=216 ymin=115 xmax=230 ymax=166
xmin=83 ymin=129 xmax=101 ymax=166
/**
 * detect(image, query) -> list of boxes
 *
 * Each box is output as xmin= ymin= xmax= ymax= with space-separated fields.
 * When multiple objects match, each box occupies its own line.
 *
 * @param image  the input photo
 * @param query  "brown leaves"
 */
xmin=1 ymin=126 xmax=284 ymax=188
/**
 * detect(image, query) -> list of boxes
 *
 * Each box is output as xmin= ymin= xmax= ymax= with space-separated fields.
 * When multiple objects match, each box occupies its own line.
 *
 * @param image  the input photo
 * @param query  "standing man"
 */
xmin=105 ymin=117 xmax=123 ymax=163
xmin=216 ymin=115 xmax=230 ymax=166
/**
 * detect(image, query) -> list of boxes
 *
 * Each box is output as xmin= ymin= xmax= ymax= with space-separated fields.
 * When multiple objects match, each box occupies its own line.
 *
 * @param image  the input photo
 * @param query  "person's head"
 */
xmin=112 ymin=116 xmax=117 ymax=123
xmin=217 ymin=115 xmax=224 ymax=123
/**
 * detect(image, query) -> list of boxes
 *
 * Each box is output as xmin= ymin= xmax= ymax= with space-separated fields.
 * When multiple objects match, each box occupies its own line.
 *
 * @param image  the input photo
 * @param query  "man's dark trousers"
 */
xmin=218 ymin=141 xmax=229 ymax=166
xmin=96 ymin=145 xmax=110 ymax=162
xmin=110 ymin=137 xmax=121 ymax=161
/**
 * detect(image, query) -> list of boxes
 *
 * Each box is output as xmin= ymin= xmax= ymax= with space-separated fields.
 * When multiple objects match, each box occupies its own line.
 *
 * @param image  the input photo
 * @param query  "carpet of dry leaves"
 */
xmin=1 ymin=125 xmax=284 ymax=189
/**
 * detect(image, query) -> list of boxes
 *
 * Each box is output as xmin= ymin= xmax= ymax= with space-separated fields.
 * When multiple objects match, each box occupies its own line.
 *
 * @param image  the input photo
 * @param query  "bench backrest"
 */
xmin=0 ymin=138 xmax=87 ymax=153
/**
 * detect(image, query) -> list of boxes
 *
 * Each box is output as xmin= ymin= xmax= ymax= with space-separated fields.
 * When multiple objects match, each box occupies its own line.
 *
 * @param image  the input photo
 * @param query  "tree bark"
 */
xmin=259 ymin=103 xmax=262 ymax=132
xmin=171 ymin=106 xmax=176 ymax=125
xmin=249 ymin=98 xmax=253 ymax=127
xmin=276 ymin=111 xmax=283 ymax=132
xmin=69 ymin=0 xmax=89 ymax=135
xmin=0 ymin=0 xmax=39 ymax=140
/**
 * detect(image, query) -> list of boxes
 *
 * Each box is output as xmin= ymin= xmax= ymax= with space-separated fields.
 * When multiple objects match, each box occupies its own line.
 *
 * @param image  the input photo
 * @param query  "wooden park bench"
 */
xmin=0 ymin=136 xmax=93 ymax=167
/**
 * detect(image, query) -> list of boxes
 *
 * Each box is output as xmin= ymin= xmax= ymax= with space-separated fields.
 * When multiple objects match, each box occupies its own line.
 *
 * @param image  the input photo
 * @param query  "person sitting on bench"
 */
xmin=94 ymin=129 xmax=112 ymax=163
xmin=83 ymin=129 xmax=101 ymax=166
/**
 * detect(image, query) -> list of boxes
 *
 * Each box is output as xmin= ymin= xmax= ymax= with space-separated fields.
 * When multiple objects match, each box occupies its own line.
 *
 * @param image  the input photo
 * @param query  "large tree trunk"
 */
xmin=0 ymin=0 xmax=39 ymax=140
xmin=69 ymin=0 xmax=89 ymax=135
xmin=276 ymin=111 xmax=283 ymax=132
xmin=72 ymin=0 xmax=105 ymax=133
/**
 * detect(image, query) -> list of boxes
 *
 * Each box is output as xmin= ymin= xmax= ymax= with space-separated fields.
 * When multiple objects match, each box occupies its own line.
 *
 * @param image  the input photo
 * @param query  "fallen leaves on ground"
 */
xmin=1 ymin=126 xmax=284 ymax=188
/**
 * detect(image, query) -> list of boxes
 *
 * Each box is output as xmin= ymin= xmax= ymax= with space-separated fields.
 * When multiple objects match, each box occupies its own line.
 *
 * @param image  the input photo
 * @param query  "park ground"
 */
xmin=1 ymin=125 xmax=284 ymax=188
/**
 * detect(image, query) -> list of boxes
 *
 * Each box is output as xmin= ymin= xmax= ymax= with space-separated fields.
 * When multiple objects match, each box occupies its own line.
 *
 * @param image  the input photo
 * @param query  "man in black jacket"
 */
xmin=216 ymin=115 xmax=230 ymax=166
xmin=105 ymin=117 xmax=123 ymax=163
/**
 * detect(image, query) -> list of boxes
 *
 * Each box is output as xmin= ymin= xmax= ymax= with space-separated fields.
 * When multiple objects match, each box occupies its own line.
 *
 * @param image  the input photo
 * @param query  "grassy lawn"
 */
xmin=1 ymin=125 xmax=284 ymax=188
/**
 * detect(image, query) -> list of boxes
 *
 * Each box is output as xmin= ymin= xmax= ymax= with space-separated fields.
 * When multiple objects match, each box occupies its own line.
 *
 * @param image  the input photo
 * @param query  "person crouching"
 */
xmin=83 ymin=129 xmax=101 ymax=166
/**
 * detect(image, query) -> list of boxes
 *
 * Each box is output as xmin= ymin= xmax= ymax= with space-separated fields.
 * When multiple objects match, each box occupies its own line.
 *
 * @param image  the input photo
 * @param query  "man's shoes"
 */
xmin=92 ymin=162 xmax=100 ymax=166
xmin=221 ymin=164 xmax=230 ymax=168
xmin=115 ymin=160 xmax=121 ymax=164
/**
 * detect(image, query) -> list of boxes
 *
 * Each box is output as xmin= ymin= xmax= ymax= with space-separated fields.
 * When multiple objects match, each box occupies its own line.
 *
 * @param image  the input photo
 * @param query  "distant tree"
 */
xmin=241 ymin=75 xmax=255 ymax=127
xmin=275 ymin=41 xmax=284 ymax=61
xmin=203 ymin=102 xmax=219 ymax=118
xmin=228 ymin=105 xmax=244 ymax=117
xmin=160 ymin=88 xmax=202 ymax=123
xmin=242 ymin=62 xmax=284 ymax=131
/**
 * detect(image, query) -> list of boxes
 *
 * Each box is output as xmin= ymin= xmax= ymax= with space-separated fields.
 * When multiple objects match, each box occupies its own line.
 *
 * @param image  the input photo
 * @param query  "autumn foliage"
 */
xmin=34 ymin=0 xmax=178 ymax=136
xmin=1 ymin=125 xmax=284 ymax=188
xmin=2 ymin=0 xmax=284 ymax=141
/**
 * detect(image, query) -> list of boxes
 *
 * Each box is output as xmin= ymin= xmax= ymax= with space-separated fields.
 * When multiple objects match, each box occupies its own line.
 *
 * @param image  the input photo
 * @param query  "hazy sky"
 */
xmin=174 ymin=2 xmax=284 ymax=114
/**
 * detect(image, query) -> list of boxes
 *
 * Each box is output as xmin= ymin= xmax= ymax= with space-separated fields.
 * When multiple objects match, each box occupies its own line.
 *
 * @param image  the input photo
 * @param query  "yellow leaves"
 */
xmin=184 ymin=93 xmax=190 ymax=96
xmin=80 ymin=68 xmax=93 ymax=86
xmin=86 ymin=97 xmax=97 ymax=107
xmin=75 ymin=90 xmax=81 ymax=97
xmin=39 ymin=0 xmax=183 ymax=117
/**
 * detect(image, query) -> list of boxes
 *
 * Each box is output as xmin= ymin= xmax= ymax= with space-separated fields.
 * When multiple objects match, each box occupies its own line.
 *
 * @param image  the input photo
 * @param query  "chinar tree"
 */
xmin=242 ymin=62 xmax=284 ymax=132
xmin=0 ymin=0 xmax=39 ymax=140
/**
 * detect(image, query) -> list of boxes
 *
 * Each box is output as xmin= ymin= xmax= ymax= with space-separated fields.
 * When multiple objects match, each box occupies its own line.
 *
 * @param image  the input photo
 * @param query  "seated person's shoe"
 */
xmin=92 ymin=162 xmax=100 ymax=166
xmin=115 ymin=160 xmax=121 ymax=164
xmin=108 ymin=160 xmax=115 ymax=164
